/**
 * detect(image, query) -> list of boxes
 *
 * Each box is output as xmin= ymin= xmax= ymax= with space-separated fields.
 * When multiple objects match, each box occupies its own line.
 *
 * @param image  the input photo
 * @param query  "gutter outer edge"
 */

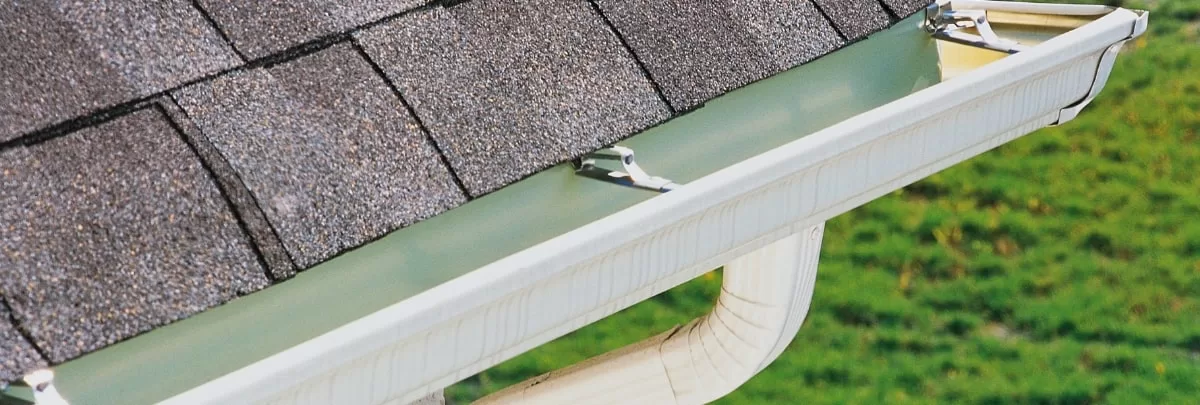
xmin=163 ymin=7 xmax=1145 ymax=405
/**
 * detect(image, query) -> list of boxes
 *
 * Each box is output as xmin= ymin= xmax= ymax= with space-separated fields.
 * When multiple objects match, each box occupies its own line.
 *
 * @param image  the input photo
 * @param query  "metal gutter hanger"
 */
xmin=575 ymin=146 xmax=681 ymax=193
xmin=926 ymin=6 xmax=1029 ymax=54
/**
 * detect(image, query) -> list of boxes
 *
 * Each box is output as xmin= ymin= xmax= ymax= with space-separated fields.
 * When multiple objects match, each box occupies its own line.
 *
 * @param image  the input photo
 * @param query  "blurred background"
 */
xmin=450 ymin=0 xmax=1199 ymax=402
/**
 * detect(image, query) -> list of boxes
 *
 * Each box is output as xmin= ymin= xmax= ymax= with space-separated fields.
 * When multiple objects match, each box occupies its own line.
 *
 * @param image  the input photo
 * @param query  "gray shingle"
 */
xmin=1 ymin=300 xmax=46 ymax=384
xmin=161 ymin=99 xmax=298 ymax=279
xmin=594 ymin=0 xmax=845 ymax=111
xmin=0 ymin=1 xmax=241 ymax=142
xmin=356 ymin=0 xmax=672 ymax=196
xmin=811 ymin=0 xmax=892 ymax=40
xmin=196 ymin=0 xmax=425 ymax=59
xmin=173 ymin=44 xmax=467 ymax=268
xmin=0 ymin=109 xmax=269 ymax=363
xmin=879 ymin=0 xmax=933 ymax=19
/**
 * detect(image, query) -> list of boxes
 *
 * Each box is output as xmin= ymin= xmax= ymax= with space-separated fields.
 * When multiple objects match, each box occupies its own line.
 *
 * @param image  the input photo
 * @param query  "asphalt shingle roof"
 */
xmin=195 ymin=0 xmax=424 ymax=58
xmin=0 ymin=108 xmax=268 ymax=363
xmin=0 ymin=0 xmax=930 ymax=382
xmin=879 ymin=0 xmax=934 ymax=18
xmin=174 ymin=43 xmax=467 ymax=269
xmin=160 ymin=100 xmax=298 ymax=278
xmin=0 ymin=1 xmax=240 ymax=142
xmin=812 ymin=0 xmax=893 ymax=40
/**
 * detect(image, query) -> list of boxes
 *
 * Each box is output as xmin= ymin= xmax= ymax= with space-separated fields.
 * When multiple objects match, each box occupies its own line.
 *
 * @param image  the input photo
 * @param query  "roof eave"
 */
xmin=173 ymin=5 xmax=1145 ymax=403
xmin=11 ymin=4 xmax=1146 ymax=403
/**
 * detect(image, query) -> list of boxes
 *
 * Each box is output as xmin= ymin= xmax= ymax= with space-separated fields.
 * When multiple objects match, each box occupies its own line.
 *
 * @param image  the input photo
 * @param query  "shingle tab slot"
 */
xmin=1 ymin=298 xmax=47 ymax=384
xmin=810 ymin=0 xmax=893 ymax=40
xmin=878 ymin=0 xmax=934 ymax=20
xmin=593 ymin=0 xmax=846 ymax=111
xmin=196 ymin=0 xmax=426 ymax=59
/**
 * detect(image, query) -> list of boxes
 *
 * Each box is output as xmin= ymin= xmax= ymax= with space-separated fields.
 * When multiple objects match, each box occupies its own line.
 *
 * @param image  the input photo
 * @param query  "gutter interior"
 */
xmin=33 ymin=15 xmax=939 ymax=405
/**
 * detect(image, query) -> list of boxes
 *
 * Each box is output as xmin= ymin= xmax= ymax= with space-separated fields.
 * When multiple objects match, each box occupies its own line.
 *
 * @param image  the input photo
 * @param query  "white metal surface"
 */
xmin=1054 ymin=40 xmax=1129 ymax=124
xmin=954 ymin=0 xmax=1115 ymax=16
xmin=162 ymin=4 xmax=1146 ymax=405
xmin=23 ymin=370 xmax=68 ymax=405
xmin=476 ymin=225 xmax=824 ymax=404
xmin=575 ymin=146 xmax=681 ymax=192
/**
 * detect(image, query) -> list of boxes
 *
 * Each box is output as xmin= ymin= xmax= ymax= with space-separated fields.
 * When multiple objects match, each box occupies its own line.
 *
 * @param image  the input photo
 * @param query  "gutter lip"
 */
xmin=165 ymin=5 xmax=1145 ymax=404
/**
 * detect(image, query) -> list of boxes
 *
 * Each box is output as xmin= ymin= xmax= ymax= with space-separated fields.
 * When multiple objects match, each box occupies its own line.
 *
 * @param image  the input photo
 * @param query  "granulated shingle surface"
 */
xmin=594 ymin=0 xmax=845 ymax=111
xmin=196 ymin=0 xmax=425 ymax=59
xmin=811 ymin=0 xmax=892 ymax=40
xmin=0 ymin=109 xmax=269 ymax=363
xmin=356 ymin=0 xmax=672 ymax=196
xmin=879 ymin=0 xmax=932 ymax=18
xmin=0 ymin=1 xmax=240 ymax=142
xmin=173 ymin=44 xmax=467 ymax=268
xmin=0 ymin=300 xmax=46 ymax=383
xmin=161 ymin=99 xmax=298 ymax=279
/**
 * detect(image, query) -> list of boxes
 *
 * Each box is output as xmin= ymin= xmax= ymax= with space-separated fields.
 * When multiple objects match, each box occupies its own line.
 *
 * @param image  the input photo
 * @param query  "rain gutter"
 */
xmin=2 ymin=2 xmax=1145 ymax=403
xmin=472 ymin=3 xmax=1147 ymax=402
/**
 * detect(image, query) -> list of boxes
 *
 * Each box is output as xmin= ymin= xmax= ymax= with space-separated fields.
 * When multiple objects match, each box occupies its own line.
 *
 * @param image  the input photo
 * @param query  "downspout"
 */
xmin=477 ymin=224 xmax=825 ymax=404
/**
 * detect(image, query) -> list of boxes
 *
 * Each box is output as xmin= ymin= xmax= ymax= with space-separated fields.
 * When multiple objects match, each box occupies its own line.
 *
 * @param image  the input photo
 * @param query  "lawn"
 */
xmin=450 ymin=1 xmax=1200 ymax=403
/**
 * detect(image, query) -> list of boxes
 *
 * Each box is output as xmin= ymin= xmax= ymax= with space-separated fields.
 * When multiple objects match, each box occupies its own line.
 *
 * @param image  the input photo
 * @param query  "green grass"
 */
xmin=449 ymin=1 xmax=1200 ymax=403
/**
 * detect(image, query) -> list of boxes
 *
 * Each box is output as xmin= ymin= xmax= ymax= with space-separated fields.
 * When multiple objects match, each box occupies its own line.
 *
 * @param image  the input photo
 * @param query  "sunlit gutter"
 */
xmin=155 ymin=3 xmax=1148 ymax=404
xmin=2 ymin=3 xmax=1145 ymax=404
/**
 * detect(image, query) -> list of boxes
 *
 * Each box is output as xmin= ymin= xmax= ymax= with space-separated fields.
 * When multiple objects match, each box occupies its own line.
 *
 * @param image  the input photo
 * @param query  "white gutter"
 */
xmin=162 ymin=2 xmax=1147 ymax=404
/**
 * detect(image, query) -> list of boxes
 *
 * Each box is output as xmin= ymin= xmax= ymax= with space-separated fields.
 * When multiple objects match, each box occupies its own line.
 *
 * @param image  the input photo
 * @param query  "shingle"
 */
xmin=160 ymin=99 xmax=297 ymax=279
xmin=173 ymin=44 xmax=467 ymax=268
xmin=196 ymin=0 xmax=425 ymax=59
xmin=1 ymin=300 xmax=46 ymax=384
xmin=594 ymin=0 xmax=844 ymax=111
xmin=0 ymin=1 xmax=241 ymax=142
xmin=356 ymin=0 xmax=672 ymax=196
xmin=879 ymin=0 xmax=933 ymax=19
xmin=0 ymin=109 xmax=269 ymax=363
xmin=811 ymin=0 xmax=892 ymax=40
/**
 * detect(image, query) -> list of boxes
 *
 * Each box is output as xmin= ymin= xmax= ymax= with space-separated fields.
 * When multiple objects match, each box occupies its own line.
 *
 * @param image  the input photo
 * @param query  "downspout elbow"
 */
xmin=478 ymin=224 xmax=825 ymax=404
